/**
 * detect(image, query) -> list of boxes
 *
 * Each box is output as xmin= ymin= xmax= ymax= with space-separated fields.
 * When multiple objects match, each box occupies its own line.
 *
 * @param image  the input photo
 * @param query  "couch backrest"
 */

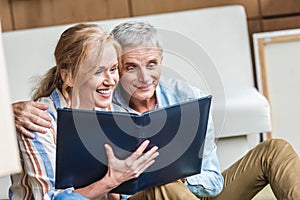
xmin=3 ymin=5 xmax=253 ymax=103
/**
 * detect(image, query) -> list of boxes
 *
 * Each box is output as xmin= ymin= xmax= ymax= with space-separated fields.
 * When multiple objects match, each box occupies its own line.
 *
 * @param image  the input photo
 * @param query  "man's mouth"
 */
xmin=134 ymin=81 xmax=155 ymax=90
xmin=137 ymin=84 xmax=152 ymax=91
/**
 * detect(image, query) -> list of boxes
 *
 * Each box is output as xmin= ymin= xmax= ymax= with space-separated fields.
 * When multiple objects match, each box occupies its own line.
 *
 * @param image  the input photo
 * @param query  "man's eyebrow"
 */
xmin=148 ymin=58 xmax=158 ymax=63
xmin=123 ymin=62 xmax=137 ymax=66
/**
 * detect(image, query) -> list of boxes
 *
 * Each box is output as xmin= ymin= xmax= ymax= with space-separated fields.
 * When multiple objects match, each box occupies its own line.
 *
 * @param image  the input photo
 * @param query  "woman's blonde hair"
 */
xmin=32 ymin=23 xmax=121 ymax=107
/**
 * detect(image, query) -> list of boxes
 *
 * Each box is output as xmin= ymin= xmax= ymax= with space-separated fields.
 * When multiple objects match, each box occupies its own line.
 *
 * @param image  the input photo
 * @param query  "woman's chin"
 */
xmin=96 ymin=101 xmax=111 ymax=109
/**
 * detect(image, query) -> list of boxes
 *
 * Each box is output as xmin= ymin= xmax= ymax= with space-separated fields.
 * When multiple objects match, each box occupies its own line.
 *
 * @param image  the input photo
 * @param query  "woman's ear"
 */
xmin=60 ymin=69 xmax=74 ymax=87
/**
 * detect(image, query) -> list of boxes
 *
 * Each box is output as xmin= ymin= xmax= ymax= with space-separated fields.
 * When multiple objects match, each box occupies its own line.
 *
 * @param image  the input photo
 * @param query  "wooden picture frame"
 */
xmin=253 ymin=29 xmax=300 ymax=154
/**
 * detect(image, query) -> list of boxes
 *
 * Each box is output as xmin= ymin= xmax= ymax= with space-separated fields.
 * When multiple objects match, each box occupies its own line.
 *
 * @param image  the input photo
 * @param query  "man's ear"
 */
xmin=161 ymin=55 xmax=164 ymax=63
xmin=60 ymin=69 xmax=74 ymax=87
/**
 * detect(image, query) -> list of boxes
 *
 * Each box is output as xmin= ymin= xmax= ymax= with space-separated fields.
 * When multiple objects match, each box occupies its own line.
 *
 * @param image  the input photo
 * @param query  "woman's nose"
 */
xmin=103 ymin=72 xmax=115 ymax=85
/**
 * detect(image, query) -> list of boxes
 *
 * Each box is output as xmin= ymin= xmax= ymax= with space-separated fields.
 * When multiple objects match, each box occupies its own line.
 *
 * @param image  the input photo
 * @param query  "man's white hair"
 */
xmin=111 ymin=21 xmax=163 ymax=51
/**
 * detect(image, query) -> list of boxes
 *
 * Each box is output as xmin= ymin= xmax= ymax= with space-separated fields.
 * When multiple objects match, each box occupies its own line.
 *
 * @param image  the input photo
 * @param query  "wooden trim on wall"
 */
xmin=257 ymin=38 xmax=269 ymax=99
xmin=0 ymin=0 xmax=14 ymax=31
xmin=257 ymin=38 xmax=272 ymax=139
xmin=10 ymin=0 xmax=130 ymax=30
xmin=130 ymin=0 xmax=260 ymax=18
xmin=262 ymin=15 xmax=300 ymax=32
xmin=260 ymin=0 xmax=300 ymax=17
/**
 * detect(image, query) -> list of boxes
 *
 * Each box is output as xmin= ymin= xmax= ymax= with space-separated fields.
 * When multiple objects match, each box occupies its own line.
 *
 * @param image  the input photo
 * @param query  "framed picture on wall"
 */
xmin=253 ymin=29 xmax=300 ymax=154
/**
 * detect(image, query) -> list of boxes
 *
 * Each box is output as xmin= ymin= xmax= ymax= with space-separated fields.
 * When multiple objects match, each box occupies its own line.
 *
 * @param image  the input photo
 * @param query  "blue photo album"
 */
xmin=55 ymin=95 xmax=211 ymax=194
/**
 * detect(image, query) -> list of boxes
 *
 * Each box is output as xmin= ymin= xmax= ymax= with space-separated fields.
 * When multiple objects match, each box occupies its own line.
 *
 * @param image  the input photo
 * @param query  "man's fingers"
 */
xmin=30 ymin=102 xmax=52 ymax=123
xmin=17 ymin=126 xmax=35 ymax=139
xmin=20 ymin=120 xmax=48 ymax=134
xmin=12 ymin=100 xmax=52 ymax=138
xmin=32 ymin=101 xmax=49 ymax=111
xmin=29 ymin=113 xmax=52 ymax=129
xmin=32 ymin=110 xmax=52 ymax=124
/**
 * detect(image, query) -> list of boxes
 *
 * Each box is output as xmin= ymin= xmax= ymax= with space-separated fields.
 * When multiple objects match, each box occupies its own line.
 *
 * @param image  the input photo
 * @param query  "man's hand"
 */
xmin=13 ymin=101 xmax=52 ymax=138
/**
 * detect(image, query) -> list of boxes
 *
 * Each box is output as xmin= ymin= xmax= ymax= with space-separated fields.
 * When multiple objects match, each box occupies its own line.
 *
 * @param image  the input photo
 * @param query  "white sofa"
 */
xmin=1 ymin=5 xmax=272 ymax=199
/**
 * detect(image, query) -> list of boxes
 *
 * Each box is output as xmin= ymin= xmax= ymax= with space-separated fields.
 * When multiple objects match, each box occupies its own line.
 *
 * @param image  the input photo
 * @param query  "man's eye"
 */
xmin=147 ymin=62 xmax=157 ymax=68
xmin=126 ymin=65 xmax=136 ymax=71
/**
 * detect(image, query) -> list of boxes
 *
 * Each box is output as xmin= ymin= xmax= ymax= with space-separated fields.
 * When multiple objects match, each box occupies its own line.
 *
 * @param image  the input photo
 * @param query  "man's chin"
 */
xmin=133 ymin=92 xmax=155 ymax=102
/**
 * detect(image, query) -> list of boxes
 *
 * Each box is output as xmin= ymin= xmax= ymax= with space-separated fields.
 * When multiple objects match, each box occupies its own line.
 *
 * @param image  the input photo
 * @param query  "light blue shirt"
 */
xmin=113 ymin=76 xmax=224 ymax=199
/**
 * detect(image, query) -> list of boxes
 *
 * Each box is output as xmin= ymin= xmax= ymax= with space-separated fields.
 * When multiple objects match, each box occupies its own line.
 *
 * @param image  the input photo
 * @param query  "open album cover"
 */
xmin=55 ymin=95 xmax=211 ymax=194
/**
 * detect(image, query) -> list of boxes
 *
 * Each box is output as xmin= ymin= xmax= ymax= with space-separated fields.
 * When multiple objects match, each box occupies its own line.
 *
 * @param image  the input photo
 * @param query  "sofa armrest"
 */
xmin=213 ymin=87 xmax=271 ymax=138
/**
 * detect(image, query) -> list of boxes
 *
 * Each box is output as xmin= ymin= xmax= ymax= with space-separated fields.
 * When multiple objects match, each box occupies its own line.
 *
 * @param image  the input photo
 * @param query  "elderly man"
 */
xmin=13 ymin=21 xmax=300 ymax=199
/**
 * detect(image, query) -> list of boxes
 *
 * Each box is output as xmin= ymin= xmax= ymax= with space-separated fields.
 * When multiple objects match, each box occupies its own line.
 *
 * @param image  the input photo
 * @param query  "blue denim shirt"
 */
xmin=113 ymin=76 xmax=224 ymax=199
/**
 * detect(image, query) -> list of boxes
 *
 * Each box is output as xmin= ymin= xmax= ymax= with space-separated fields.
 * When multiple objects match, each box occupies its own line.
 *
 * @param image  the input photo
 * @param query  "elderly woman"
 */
xmin=10 ymin=23 xmax=159 ymax=200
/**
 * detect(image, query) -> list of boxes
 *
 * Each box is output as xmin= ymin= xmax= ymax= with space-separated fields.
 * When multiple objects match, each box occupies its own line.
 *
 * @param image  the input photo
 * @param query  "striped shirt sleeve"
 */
xmin=10 ymin=96 xmax=73 ymax=200
xmin=15 ymin=115 xmax=56 ymax=199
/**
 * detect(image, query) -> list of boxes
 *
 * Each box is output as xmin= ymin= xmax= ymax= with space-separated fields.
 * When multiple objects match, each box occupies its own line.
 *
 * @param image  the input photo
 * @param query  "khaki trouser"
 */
xmin=129 ymin=139 xmax=300 ymax=200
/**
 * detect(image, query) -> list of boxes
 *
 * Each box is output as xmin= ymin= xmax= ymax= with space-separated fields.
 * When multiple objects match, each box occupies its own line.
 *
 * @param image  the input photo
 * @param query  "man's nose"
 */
xmin=138 ymin=67 xmax=150 ymax=83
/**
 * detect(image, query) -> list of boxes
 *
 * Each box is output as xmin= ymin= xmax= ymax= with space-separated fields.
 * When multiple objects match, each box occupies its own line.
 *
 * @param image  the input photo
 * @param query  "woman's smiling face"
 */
xmin=77 ymin=43 xmax=119 ymax=110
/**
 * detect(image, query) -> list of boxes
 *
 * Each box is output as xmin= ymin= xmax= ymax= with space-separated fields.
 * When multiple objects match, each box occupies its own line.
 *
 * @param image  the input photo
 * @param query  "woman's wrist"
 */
xmin=73 ymin=174 xmax=119 ymax=199
xmin=102 ymin=172 xmax=121 ymax=191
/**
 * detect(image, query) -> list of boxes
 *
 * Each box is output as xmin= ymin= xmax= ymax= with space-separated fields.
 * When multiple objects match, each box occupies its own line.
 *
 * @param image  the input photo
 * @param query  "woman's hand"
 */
xmin=13 ymin=100 xmax=52 ymax=138
xmin=74 ymin=140 xmax=159 ymax=199
xmin=104 ymin=140 xmax=159 ymax=188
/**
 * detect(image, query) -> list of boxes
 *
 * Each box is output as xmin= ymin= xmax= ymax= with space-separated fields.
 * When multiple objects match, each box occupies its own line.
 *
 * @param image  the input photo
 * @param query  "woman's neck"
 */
xmin=71 ymin=101 xmax=111 ymax=111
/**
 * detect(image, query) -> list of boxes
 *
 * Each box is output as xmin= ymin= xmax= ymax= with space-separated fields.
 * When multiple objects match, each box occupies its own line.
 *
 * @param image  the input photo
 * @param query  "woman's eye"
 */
xmin=95 ymin=69 xmax=104 ymax=75
xmin=110 ymin=66 xmax=118 ymax=72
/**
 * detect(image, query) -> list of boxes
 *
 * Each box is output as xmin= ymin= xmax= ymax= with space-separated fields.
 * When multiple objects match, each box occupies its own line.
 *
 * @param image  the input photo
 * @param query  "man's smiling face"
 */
xmin=119 ymin=46 xmax=163 ymax=102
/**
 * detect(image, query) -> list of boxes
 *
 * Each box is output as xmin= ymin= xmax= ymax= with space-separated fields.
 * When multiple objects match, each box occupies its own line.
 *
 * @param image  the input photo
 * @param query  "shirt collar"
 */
xmin=50 ymin=88 xmax=68 ymax=109
xmin=113 ymin=81 xmax=164 ymax=114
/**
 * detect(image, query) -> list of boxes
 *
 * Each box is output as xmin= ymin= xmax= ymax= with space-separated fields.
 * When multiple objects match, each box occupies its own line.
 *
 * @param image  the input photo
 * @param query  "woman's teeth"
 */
xmin=96 ymin=89 xmax=111 ymax=94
